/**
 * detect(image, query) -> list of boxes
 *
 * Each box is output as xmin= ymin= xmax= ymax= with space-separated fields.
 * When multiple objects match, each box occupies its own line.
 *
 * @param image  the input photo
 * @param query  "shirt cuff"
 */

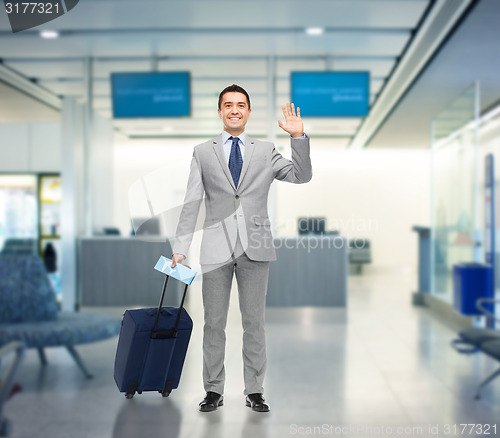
xmin=291 ymin=133 xmax=307 ymax=139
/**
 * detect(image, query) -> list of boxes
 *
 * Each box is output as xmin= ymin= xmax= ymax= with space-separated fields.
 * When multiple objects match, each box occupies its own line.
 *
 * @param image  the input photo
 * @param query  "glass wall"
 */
xmin=478 ymin=107 xmax=500 ymax=298
xmin=39 ymin=174 xmax=62 ymax=303
xmin=431 ymin=83 xmax=480 ymax=302
xmin=0 ymin=174 xmax=38 ymax=253
xmin=0 ymin=173 xmax=62 ymax=303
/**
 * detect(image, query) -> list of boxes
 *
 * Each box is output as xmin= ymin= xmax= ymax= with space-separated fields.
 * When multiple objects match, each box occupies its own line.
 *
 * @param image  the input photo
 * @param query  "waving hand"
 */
xmin=278 ymin=102 xmax=304 ymax=138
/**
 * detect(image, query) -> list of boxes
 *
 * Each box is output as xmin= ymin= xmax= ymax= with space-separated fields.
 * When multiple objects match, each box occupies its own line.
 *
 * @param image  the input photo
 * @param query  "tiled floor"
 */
xmin=3 ymin=271 xmax=500 ymax=438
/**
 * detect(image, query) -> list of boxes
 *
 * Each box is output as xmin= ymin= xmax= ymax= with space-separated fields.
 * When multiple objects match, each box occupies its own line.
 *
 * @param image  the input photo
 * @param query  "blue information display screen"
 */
xmin=111 ymin=72 xmax=191 ymax=118
xmin=291 ymin=72 xmax=370 ymax=117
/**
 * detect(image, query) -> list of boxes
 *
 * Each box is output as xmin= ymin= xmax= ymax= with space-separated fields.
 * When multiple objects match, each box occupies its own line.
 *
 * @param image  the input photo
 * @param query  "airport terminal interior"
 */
xmin=1 ymin=1 xmax=500 ymax=437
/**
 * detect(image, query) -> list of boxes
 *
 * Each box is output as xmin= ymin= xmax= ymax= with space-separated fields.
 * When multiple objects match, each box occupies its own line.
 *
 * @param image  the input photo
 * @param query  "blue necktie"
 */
xmin=228 ymin=136 xmax=243 ymax=187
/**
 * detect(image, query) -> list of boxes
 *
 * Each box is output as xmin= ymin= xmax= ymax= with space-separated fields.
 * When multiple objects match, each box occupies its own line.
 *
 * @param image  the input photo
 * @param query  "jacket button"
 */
xmin=235 ymin=195 xmax=240 ymax=199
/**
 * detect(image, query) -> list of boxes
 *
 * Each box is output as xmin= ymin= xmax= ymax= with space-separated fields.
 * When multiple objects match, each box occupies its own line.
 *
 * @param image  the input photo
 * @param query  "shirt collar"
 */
xmin=222 ymin=130 xmax=246 ymax=146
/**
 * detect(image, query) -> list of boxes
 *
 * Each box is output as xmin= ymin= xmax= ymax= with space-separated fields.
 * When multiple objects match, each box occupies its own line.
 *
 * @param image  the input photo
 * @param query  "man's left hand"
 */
xmin=278 ymin=102 xmax=304 ymax=138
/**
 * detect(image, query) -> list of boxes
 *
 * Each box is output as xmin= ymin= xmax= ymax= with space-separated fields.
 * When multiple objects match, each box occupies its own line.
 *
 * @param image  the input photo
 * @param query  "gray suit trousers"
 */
xmin=201 ymin=238 xmax=270 ymax=396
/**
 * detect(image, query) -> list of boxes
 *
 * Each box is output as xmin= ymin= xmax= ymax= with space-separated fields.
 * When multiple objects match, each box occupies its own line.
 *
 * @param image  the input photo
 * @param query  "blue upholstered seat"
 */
xmin=0 ymin=254 xmax=58 ymax=323
xmin=453 ymin=298 xmax=500 ymax=399
xmin=0 ymin=313 xmax=120 ymax=348
xmin=0 ymin=254 xmax=121 ymax=378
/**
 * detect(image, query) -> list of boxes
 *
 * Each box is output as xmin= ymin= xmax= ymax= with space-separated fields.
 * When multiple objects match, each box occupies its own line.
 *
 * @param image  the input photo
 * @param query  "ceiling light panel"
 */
xmin=93 ymin=60 xmax=152 ymax=77
xmin=5 ymin=60 xmax=85 ymax=79
xmin=24 ymin=1 xmax=428 ymax=31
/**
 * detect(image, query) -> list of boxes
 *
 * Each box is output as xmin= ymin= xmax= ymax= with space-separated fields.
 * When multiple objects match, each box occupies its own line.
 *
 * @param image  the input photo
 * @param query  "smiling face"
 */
xmin=218 ymin=91 xmax=251 ymax=136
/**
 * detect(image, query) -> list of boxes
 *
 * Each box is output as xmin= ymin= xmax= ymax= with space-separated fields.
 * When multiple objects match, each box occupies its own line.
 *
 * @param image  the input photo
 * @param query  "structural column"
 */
xmin=267 ymin=55 xmax=278 ymax=229
xmin=60 ymin=97 xmax=84 ymax=311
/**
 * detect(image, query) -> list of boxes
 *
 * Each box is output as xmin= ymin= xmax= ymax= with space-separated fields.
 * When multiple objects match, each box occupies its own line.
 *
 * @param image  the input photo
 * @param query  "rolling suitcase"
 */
xmin=114 ymin=272 xmax=193 ymax=399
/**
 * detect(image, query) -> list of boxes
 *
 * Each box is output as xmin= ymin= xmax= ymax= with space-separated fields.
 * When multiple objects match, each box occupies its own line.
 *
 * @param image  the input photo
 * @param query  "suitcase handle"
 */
xmin=151 ymin=266 xmax=190 ymax=339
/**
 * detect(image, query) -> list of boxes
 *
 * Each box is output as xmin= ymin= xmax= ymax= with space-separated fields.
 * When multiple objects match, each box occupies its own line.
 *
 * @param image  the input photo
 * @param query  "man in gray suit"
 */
xmin=171 ymin=84 xmax=312 ymax=412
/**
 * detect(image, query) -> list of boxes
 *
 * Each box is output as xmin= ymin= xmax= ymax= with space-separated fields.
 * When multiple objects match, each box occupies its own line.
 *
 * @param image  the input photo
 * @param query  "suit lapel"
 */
xmin=212 ymin=134 xmax=256 ymax=191
xmin=237 ymin=136 xmax=255 ymax=189
xmin=212 ymin=135 xmax=237 ymax=191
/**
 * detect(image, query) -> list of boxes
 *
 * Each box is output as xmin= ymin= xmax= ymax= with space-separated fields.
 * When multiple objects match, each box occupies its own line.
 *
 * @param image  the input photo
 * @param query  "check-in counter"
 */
xmin=79 ymin=237 xmax=183 ymax=307
xmin=267 ymin=236 xmax=348 ymax=307
xmin=79 ymin=235 xmax=348 ymax=309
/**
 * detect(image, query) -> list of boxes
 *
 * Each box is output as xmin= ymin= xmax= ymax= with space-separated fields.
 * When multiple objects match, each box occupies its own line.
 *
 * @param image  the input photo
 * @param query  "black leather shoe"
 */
xmin=199 ymin=391 xmax=223 ymax=412
xmin=245 ymin=393 xmax=270 ymax=412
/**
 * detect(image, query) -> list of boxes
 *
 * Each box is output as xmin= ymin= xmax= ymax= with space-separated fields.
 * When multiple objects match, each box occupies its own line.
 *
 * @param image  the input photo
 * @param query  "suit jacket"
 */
xmin=173 ymin=134 xmax=312 ymax=264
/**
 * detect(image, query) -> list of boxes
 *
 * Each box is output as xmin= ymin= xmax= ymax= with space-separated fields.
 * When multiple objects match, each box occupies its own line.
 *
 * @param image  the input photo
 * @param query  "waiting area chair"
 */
xmin=0 ymin=254 xmax=121 ymax=379
xmin=452 ymin=298 xmax=500 ymax=399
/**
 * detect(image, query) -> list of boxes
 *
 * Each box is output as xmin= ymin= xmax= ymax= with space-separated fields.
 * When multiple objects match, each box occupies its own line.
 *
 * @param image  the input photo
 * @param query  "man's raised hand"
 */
xmin=277 ymin=102 xmax=304 ymax=138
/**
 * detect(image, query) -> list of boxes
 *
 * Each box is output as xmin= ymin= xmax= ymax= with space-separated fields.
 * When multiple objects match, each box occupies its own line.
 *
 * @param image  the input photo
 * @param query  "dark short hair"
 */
xmin=218 ymin=84 xmax=251 ymax=110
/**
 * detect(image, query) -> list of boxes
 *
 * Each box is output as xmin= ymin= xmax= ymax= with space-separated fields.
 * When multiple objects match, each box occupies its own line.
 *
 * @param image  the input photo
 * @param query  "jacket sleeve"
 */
xmin=171 ymin=148 xmax=204 ymax=257
xmin=272 ymin=135 xmax=312 ymax=184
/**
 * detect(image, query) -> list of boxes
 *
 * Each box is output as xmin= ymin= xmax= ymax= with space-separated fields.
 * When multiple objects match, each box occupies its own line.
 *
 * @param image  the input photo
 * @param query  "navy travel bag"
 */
xmin=114 ymin=273 xmax=193 ymax=399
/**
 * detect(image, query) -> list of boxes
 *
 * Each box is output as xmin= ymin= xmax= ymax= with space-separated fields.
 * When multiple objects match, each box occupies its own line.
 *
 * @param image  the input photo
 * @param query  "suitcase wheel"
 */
xmin=125 ymin=382 xmax=138 ymax=399
xmin=161 ymin=390 xmax=171 ymax=397
xmin=137 ymin=391 xmax=142 ymax=394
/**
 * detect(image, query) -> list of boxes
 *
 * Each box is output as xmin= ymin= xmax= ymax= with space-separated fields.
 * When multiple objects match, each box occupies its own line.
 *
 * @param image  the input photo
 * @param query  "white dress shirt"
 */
xmin=221 ymin=130 xmax=247 ymax=163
